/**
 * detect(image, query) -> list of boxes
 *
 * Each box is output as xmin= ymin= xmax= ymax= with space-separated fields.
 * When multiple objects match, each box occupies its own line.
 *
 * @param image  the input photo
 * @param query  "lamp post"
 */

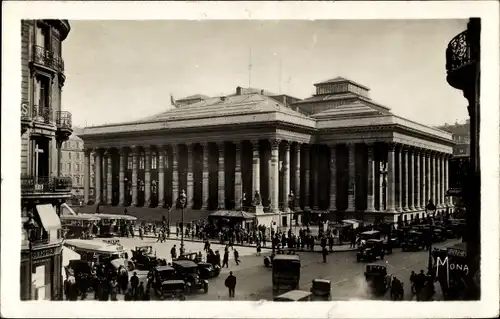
xmin=425 ymin=200 xmax=437 ymax=275
xmin=288 ymin=192 xmax=295 ymax=231
xmin=177 ymin=189 xmax=187 ymax=255
xmin=23 ymin=213 xmax=36 ymax=300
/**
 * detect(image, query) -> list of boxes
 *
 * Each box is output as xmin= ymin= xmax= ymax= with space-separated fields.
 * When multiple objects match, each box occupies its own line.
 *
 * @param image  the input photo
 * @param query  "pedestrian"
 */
xmin=409 ymin=271 xmax=417 ymax=295
xmin=225 ymin=271 xmax=237 ymax=298
xmin=256 ymin=242 xmax=261 ymax=256
xmin=222 ymin=249 xmax=229 ymax=268
xmin=136 ymin=282 xmax=145 ymax=300
xmin=130 ymin=272 xmax=139 ymax=296
xmin=171 ymin=245 xmax=177 ymax=261
xmin=322 ymin=246 xmax=328 ymax=263
xmin=110 ymin=278 xmax=118 ymax=301
xmin=139 ymin=227 xmax=143 ymax=240
xmin=234 ymin=249 xmax=240 ymax=265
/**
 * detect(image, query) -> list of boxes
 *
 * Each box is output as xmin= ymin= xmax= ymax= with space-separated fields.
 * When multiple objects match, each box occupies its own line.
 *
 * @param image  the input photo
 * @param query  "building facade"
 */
xmin=81 ymin=77 xmax=454 ymax=227
xmin=60 ymin=130 xmax=92 ymax=204
xmin=20 ymin=19 xmax=72 ymax=300
xmin=438 ymin=120 xmax=470 ymax=157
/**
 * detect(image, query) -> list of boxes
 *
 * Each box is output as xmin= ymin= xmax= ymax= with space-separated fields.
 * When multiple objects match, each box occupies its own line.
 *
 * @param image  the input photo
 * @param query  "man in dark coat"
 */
xmin=225 ymin=271 xmax=237 ymax=298
xmin=130 ymin=272 xmax=139 ymax=296
xmin=222 ymin=249 xmax=229 ymax=268
xmin=322 ymin=246 xmax=328 ymax=263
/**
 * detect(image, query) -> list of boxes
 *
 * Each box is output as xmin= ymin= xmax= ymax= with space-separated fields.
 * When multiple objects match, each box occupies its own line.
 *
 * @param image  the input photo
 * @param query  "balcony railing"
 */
xmin=21 ymin=175 xmax=72 ymax=193
xmin=32 ymin=106 xmax=54 ymax=125
xmin=446 ymin=30 xmax=477 ymax=75
xmin=21 ymin=227 xmax=62 ymax=248
xmin=56 ymin=111 xmax=72 ymax=130
xmin=32 ymin=45 xmax=65 ymax=73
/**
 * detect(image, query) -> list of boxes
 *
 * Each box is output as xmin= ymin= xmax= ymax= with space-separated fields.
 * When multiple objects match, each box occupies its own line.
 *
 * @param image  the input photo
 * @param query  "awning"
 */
xmin=36 ymin=204 xmax=61 ymax=231
xmin=61 ymin=203 xmax=77 ymax=216
xmin=62 ymin=246 xmax=81 ymax=267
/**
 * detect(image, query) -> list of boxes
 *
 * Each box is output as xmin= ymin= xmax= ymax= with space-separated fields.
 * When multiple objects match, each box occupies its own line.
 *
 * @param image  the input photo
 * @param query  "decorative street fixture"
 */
xmin=23 ymin=213 xmax=37 ymax=300
xmin=425 ymin=199 xmax=437 ymax=275
xmin=288 ymin=191 xmax=295 ymax=231
xmin=177 ymin=189 xmax=187 ymax=255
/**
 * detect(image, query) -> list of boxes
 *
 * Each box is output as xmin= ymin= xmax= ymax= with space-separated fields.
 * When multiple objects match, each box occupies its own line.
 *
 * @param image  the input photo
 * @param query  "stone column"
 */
xmin=131 ymin=146 xmax=139 ymax=207
xmin=421 ymin=152 xmax=426 ymax=207
xmin=409 ymin=148 xmax=415 ymax=210
xmin=270 ymin=139 xmax=280 ymax=213
xmin=294 ymin=143 xmax=301 ymax=206
xmin=84 ymin=149 xmax=91 ymax=204
xmin=106 ymin=150 xmax=113 ymax=205
xmin=158 ymin=146 xmax=165 ymax=208
xmin=119 ymin=148 xmax=126 ymax=206
xmin=172 ymin=145 xmax=179 ymax=205
xmin=415 ymin=149 xmax=421 ymax=209
xmin=144 ymin=147 xmax=152 ymax=207
xmin=444 ymin=155 xmax=450 ymax=207
xmin=329 ymin=144 xmax=337 ymax=211
xmin=346 ymin=143 xmax=356 ymax=211
xmin=431 ymin=153 xmax=436 ymax=204
xmin=282 ymin=141 xmax=291 ymax=212
xmin=367 ymin=144 xmax=375 ymax=211
xmin=186 ymin=144 xmax=194 ymax=208
xmin=436 ymin=154 xmax=441 ymax=207
xmin=403 ymin=147 xmax=409 ymax=211
xmin=251 ymin=140 xmax=261 ymax=198
xmin=312 ymin=145 xmax=320 ymax=210
xmin=217 ymin=142 xmax=225 ymax=209
xmin=397 ymin=147 xmax=403 ymax=212
xmin=201 ymin=143 xmax=209 ymax=210
xmin=425 ymin=152 xmax=431 ymax=205
xmin=303 ymin=144 xmax=310 ymax=211
xmin=386 ymin=143 xmax=396 ymax=212
xmin=95 ymin=150 xmax=102 ymax=204
xmin=234 ymin=142 xmax=243 ymax=210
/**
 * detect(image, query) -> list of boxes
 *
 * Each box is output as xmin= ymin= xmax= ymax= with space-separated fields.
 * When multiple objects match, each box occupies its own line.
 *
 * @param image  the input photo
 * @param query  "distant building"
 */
xmin=437 ymin=119 xmax=470 ymax=157
xmin=60 ymin=130 xmax=84 ymax=203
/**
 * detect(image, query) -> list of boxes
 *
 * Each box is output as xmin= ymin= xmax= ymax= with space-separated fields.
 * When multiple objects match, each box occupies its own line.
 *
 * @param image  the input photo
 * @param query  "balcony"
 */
xmin=33 ymin=106 xmax=54 ymax=126
xmin=21 ymin=175 xmax=73 ymax=196
xmin=446 ymin=30 xmax=479 ymax=91
xmin=32 ymin=45 xmax=65 ymax=74
xmin=21 ymin=224 xmax=62 ymax=250
xmin=55 ymin=111 xmax=73 ymax=146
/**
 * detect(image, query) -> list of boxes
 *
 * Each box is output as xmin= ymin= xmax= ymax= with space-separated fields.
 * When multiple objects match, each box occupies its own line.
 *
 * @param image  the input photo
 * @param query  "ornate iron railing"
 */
xmin=446 ymin=30 xmax=476 ymax=74
xmin=56 ymin=111 xmax=72 ymax=129
xmin=32 ymin=106 xmax=54 ymax=125
xmin=32 ymin=45 xmax=65 ymax=73
xmin=21 ymin=175 xmax=72 ymax=193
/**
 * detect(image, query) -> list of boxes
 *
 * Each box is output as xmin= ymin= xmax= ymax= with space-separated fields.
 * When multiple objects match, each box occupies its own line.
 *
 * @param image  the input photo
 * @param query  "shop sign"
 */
xmin=32 ymin=247 xmax=56 ymax=259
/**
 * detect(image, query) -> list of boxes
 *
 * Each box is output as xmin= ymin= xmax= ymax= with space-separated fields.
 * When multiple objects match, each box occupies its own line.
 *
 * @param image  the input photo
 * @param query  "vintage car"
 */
xmin=152 ymin=265 xmax=178 ymax=294
xmin=177 ymin=252 xmax=203 ymax=263
xmin=272 ymin=254 xmax=301 ymax=292
xmin=132 ymin=246 xmax=167 ymax=270
xmin=401 ymin=231 xmax=425 ymax=251
xmin=197 ymin=262 xmax=221 ymax=279
xmin=364 ymin=264 xmax=391 ymax=296
xmin=359 ymin=230 xmax=382 ymax=241
xmin=432 ymin=228 xmax=446 ymax=242
xmin=157 ymin=280 xmax=187 ymax=300
xmin=264 ymin=248 xmax=295 ymax=267
xmin=274 ymin=290 xmax=312 ymax=302
xmin=68 ymin=259 xmax=93 ymax=277
xmin=356 ymin=239 xmax=385 ymax=262
xmin=172 ymin=260 xmax=209 ymax=294
xmin=310 ymin=279 xmax=331 ymax=300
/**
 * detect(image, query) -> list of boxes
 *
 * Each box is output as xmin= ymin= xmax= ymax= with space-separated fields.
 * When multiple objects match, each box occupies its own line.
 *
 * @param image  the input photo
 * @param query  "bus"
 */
xmin=61 ymin=214 xmax=101 ymax=239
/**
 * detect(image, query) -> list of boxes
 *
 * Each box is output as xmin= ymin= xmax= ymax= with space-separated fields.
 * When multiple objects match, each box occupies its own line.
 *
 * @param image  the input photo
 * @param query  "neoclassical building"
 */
xmin=80 ymin=77 xmax=454 ymax=226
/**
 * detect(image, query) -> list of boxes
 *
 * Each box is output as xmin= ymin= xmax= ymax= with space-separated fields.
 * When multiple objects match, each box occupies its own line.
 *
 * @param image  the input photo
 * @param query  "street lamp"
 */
xmin=177 ymin=189 xmax=187 ymax=255
xmin=288 ymin=191 xmax=295 ymax=231
xmin=23 ymin=212 xmax=37 ymax=300
xmin=425 ymin=200 xmax=437 ymax=275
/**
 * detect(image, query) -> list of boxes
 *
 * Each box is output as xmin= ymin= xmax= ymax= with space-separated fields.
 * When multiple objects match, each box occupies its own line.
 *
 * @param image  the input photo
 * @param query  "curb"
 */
xmin=126 ymin=233 xmax=357 ymax=253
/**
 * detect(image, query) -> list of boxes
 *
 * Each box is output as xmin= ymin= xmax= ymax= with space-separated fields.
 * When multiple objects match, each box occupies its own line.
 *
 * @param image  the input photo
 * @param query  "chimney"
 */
xmin=260 ymin=89 xmax=264 ymax=95
xmin=236 ymin=86 xmax=242 ymax=96
xmin=282 ymin=95 xmax=287 ymax=107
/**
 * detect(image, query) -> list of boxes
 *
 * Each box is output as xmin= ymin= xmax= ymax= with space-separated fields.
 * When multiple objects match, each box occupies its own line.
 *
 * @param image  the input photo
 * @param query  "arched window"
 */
xmin=152 ymin=154 xmax=157 ymax=169
xmin=139 ymin=154 xmax=145 ymax=170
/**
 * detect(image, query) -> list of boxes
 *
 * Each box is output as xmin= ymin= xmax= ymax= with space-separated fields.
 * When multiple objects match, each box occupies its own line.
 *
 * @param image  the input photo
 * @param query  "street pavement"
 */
xmin=88 ymin=236 xmax=460 ymax=301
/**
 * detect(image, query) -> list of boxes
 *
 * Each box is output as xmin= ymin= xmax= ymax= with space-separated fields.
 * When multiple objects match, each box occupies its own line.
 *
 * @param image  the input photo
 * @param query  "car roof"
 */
xmin=273 ymin=254 xmax=300 ymax=261
xmin=312 ymin=279 xmax=331 ymax=284
xmin=156 ymin=265 xmax=174 ymax=271
xmin=172 ymin=260 xmax=198 ymax=267
xmin=361 ymin=230 xmax=380 ymax=235
xmin=161 ymin=280 xmax=185 ymax=285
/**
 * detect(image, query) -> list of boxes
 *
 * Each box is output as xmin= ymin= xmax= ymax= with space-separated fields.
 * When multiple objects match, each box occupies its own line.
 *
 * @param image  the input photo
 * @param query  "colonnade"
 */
xmin=83 ymin=140 xmax=451 ymax=219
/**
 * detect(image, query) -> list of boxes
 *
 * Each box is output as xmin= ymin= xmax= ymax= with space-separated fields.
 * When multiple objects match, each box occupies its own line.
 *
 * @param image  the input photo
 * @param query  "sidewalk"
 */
xmin=130 ymin=229 xmax=356 ymax=253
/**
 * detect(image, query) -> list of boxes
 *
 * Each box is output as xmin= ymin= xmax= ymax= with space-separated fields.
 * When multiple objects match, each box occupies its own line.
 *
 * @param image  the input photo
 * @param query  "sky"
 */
xmin=61 ymin=19 xmax=469 ymax=128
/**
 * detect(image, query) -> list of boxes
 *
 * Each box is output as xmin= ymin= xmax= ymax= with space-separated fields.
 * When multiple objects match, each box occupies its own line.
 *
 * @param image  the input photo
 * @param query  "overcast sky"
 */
xmin=61 ymin=19 xmax=469 ymax=128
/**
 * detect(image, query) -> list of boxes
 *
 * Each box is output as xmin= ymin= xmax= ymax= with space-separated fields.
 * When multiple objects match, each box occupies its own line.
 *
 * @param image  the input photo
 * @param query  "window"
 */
xmin=69 ymin=152 xmax=72 ymax=160
xmin=76 ymin=164 xmax=80 ymax=172
xmin=152 ymin=154 xmax=157 ymax=169
xmin=35 ymin=76 xmax=50 ymax=109
xmin=139 ymin=154 xmax=145 ymax=170
xmin=127 ymin=156 xmax=133 ymax=170
xmin=76 ymin=176 xmax=80 ymax=185
xmin=35 ymin=24 xmax=50 ymax=49
xmin=67 ymin=163 xmax=71 ymax=171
